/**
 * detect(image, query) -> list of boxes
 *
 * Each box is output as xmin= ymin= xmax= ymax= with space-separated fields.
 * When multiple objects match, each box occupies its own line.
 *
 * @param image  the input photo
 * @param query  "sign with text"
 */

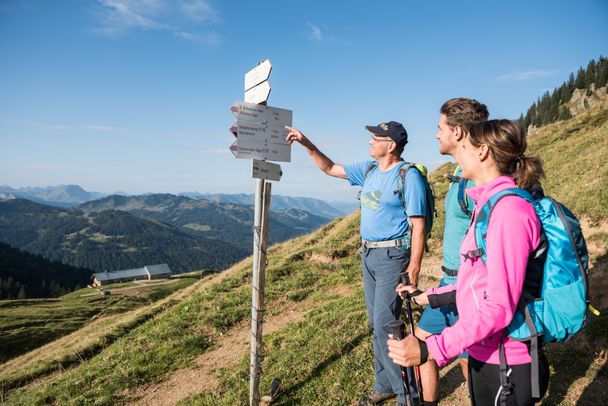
xmin=252 ymin=159 xmax=282 ymax=181
xmin=244 ymin=59 xmax=272 ymax=91
xmin=233 ymin=121 xmax=289 ymax=145
xmin=231 ymin=101 xmax=292 ymax=128
xmin=230 ymin=139 xmax=291 ymax=162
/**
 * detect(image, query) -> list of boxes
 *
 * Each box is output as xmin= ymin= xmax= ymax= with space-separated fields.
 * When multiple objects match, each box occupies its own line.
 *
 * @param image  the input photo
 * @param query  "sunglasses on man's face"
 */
xmin=371 ymin=135 xmax=393 ymax=142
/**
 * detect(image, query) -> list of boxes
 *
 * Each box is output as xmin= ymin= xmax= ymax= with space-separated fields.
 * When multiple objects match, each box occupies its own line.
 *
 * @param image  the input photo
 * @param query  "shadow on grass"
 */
xmin=577 ymin=357 xmax=608 ymax=405
xmin=280 ymin=332 xmax=369 ymax=400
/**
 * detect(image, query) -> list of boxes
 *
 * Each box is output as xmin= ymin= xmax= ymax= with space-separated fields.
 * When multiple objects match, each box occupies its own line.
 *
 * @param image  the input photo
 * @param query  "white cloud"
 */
xmin=306 ymin=23 xmax=324 ymax=42
xmin=497 ymin=69 xmax=560 ymax=82
xmin=82 ymin=124 xmax=129 ymax=133
xmin=5 ymin=120 xmax=72 ymax=130
xmin=178 ymin=0 xmax=217 ymax=22
xmin=174 ymin=30 xmax=220 ymax=47
xmin=20 ymin=164 xmax=67 ymax=170
xmin=7 ymin=121 xmax=129 ymax=134
xmin=90 ymin=0 xmax=220 ymax=46
xmin=305 ymin=22 xmax=349 ymax=46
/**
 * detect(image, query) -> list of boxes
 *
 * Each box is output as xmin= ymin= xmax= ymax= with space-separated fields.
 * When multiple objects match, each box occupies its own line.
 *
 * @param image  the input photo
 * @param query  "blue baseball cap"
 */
xmin=365 ymin=121 xmax=408 ymax=147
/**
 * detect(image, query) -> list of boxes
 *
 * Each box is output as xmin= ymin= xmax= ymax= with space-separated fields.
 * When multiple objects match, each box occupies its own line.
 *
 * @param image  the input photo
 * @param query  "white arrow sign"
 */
xmin=245 ymin=80 xmax=271 ymax=104
xmin=234 ymin=121 xmax=289 ymax=145
xmin=230 ymin=139 xmax=291 ymax=162
xmin=230 ymin=101 xmax=292 ymax=128
xmin=252 ymin=159 xmax=282 ymax=181
xmin=244 ymin=60 xmax=272 ymax=92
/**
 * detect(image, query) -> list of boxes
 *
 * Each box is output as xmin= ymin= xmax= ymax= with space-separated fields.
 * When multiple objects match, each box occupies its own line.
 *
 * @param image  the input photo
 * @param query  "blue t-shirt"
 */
xmin=442 ymin=167 xmax=475 ymax=275
xmin=344 ymin=160 xmax=427 ymax=241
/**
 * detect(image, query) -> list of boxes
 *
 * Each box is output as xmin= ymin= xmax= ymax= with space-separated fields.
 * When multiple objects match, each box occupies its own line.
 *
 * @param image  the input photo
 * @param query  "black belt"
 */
xmin=442 ymin=266 xmax=458 ymax=277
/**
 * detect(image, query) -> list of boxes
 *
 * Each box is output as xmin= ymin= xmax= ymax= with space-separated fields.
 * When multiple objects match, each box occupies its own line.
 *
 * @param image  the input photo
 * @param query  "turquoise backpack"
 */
xmin=469 ymin=188 xmax=589 ymax=402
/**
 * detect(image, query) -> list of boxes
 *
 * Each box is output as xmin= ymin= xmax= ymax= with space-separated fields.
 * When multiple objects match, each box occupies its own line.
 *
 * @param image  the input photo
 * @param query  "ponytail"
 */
xmin=514 ymin=154 xmax=544 ymax=192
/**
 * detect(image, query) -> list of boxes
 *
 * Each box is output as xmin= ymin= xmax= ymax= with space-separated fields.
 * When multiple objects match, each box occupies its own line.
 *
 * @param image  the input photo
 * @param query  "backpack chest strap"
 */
xmin=462 ymin=248 xmax=485 ymax=262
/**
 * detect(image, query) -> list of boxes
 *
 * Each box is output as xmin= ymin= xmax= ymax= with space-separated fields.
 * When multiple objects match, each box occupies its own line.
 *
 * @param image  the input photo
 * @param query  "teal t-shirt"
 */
xmin=442 ymin=167 xmax=475 ymax=280
xmin=344 ymin=160 xmax=427 ymax=241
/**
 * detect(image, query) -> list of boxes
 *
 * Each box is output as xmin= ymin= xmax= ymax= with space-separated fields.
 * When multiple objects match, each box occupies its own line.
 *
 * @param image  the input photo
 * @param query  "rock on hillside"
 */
xmin=568 ymin=84 xmax=608 ymax=116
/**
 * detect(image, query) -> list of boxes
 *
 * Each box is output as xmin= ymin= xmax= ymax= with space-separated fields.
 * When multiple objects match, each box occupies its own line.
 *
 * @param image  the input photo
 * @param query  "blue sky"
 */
xmin=1 ymin=0 xmax=607 ymax=202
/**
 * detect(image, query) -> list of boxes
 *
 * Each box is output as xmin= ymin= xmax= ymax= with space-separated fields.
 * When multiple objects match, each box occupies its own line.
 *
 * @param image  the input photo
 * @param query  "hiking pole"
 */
xmin=400 ymin=272 xmax=424 ymax=403
xmin=386 ymin=320 xmax=420 ymax=406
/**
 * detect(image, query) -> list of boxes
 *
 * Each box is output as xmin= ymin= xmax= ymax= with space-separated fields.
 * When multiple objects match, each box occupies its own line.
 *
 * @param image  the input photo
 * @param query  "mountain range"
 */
xmin=0 ymin=185 xmax=357 ymax=218
xmin=0 ymin=193 xmax=333 ymax=274
xmin=0 ymin=185 xmax=106 ymax=207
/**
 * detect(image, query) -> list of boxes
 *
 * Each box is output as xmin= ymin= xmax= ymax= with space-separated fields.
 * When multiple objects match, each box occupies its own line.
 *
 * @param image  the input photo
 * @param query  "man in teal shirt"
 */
xmin=414 ymin=98 xmax=488 ymax=406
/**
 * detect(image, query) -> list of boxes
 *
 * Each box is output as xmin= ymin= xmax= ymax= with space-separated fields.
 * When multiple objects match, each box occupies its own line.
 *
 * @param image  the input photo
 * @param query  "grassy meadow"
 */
xmin=1 ymin=104 xmax=607 ymax=405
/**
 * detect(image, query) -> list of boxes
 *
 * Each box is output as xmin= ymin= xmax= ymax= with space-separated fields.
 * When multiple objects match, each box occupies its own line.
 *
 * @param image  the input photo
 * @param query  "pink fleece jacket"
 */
xmin=425 ymin=176 xmax=541 ymax=366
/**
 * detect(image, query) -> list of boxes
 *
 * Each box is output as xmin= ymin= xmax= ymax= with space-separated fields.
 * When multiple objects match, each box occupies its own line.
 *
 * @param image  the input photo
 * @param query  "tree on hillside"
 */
xmin=567 ymin=72 xmax=575 ymax=91
xmin=0 ymin=242 xmax=91 ymax=299
xmin=585 ymin=59 xmax=597 ymax=88
xmin=597 ymin=56 xmax=608 ymax=87
xmin=574 ymin=66 xmax=586 ymax=89
xmin=519 ymin=55 xmax=608 ymax=133
xmin=558 ymin=82 xmax=572 ymax=103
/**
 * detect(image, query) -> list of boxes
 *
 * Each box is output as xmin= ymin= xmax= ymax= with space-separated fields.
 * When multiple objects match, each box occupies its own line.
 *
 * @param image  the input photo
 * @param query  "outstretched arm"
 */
xmin=285 ymin=126 xmax=347 ymax=179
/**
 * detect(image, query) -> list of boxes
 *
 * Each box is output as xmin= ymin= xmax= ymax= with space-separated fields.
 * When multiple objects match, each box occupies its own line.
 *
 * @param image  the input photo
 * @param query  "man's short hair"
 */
xmin=440 ymin=98 xmax=489 ymax=132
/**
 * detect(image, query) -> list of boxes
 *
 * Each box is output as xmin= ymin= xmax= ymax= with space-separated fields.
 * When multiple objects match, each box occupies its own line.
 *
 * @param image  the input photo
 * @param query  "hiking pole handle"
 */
xmin=400 ymin=271 xmax=411 ymax=288
xmin=386 ymin=319 xmax=406 ymax=340
xmin=399 ymin=272 xmax=414 ymax=304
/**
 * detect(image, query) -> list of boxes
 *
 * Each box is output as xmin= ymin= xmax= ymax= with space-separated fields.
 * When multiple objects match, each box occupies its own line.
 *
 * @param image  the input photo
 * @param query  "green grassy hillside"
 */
xmin=0 ymin=274 xmax=203 ymax=384
xmin=1 ymin=105 xmax=607 ymax=405
xmin=526 ymin=103 xmax=608 ymax=225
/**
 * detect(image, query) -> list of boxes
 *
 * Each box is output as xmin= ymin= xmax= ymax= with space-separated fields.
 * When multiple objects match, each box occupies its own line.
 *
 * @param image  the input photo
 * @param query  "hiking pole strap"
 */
xmin=498 ymin=340 xmax=515 ymax=406
xmin=524 ymin=305 xmax=541 ymax=399
xmin=530 ymin=335 xmax=540 ymax=398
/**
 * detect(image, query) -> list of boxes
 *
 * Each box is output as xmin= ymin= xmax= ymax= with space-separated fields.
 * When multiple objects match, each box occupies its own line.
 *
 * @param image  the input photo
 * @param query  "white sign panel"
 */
xmin=230 ymin=139 xmax=291 ymax=162
xmin=231 ymin=102 xmax=292 ymax=128
xmin=252 ymin=159 xmax=282 ymax=181
xmin=244 ymin=60 xmax=272 ymax=91
xmin=244 ymin=80 xmax=271 ymax=104
xmin=234 ymin=121 xmax=289 ymax=145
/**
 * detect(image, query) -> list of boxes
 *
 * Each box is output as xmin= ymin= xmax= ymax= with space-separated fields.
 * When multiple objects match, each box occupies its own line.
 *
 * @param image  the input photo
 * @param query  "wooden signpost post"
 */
xmin=229 ymin=59 xmax=291 ymax=406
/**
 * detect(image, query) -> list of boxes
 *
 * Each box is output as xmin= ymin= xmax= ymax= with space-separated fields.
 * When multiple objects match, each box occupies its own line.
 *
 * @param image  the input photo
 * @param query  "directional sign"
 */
xmin=244 ymin=60 xmax=272 ymax=91
xmin=230 ymin=139 xmax=291 ymax=162
xmin=252 ymin=159 xmax=282 ymax=181
xmin=231 ymin=101 xmax=292 ymax=128
xmin=245 ymin=80 xmax=271 ymax=104
xmin=233 ymin=121 xmax=289 ymax=145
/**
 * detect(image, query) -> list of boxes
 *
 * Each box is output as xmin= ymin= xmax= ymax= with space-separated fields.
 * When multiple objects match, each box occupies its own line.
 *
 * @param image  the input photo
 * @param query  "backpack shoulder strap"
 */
xmin=469 ymin=188 xmax=534 ymax=264
xmin=358 ymin=161 xmax=379 ymax=202
xmin=447 ymin=166 xmax=473 ymax=218
xmin=397 ymin=162 xmax=413 ymax=204
xmin=364 ymin=161 xmax=379 ymax=180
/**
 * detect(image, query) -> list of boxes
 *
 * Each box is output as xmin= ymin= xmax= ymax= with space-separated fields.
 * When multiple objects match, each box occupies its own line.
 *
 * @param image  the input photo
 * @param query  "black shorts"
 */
xmin=468 ymin=353 xmax=549 ymax=406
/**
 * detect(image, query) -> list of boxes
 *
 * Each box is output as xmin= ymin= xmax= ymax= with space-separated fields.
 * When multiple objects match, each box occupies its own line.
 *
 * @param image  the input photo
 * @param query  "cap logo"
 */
xmin=379 ymin=123 xmax=389 ymax=131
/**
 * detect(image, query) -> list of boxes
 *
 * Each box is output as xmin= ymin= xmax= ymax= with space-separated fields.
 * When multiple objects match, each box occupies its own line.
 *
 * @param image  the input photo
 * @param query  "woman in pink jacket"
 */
xmin=388 ymin=120 xmax=549 ymax=405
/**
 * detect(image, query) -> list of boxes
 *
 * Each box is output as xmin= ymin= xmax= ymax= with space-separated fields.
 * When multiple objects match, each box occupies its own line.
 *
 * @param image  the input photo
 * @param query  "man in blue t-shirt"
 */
xmin=286 ymin=121 xmax=427 ymax=406
xmin=412 ymin=98 xmax=489 ymax=406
